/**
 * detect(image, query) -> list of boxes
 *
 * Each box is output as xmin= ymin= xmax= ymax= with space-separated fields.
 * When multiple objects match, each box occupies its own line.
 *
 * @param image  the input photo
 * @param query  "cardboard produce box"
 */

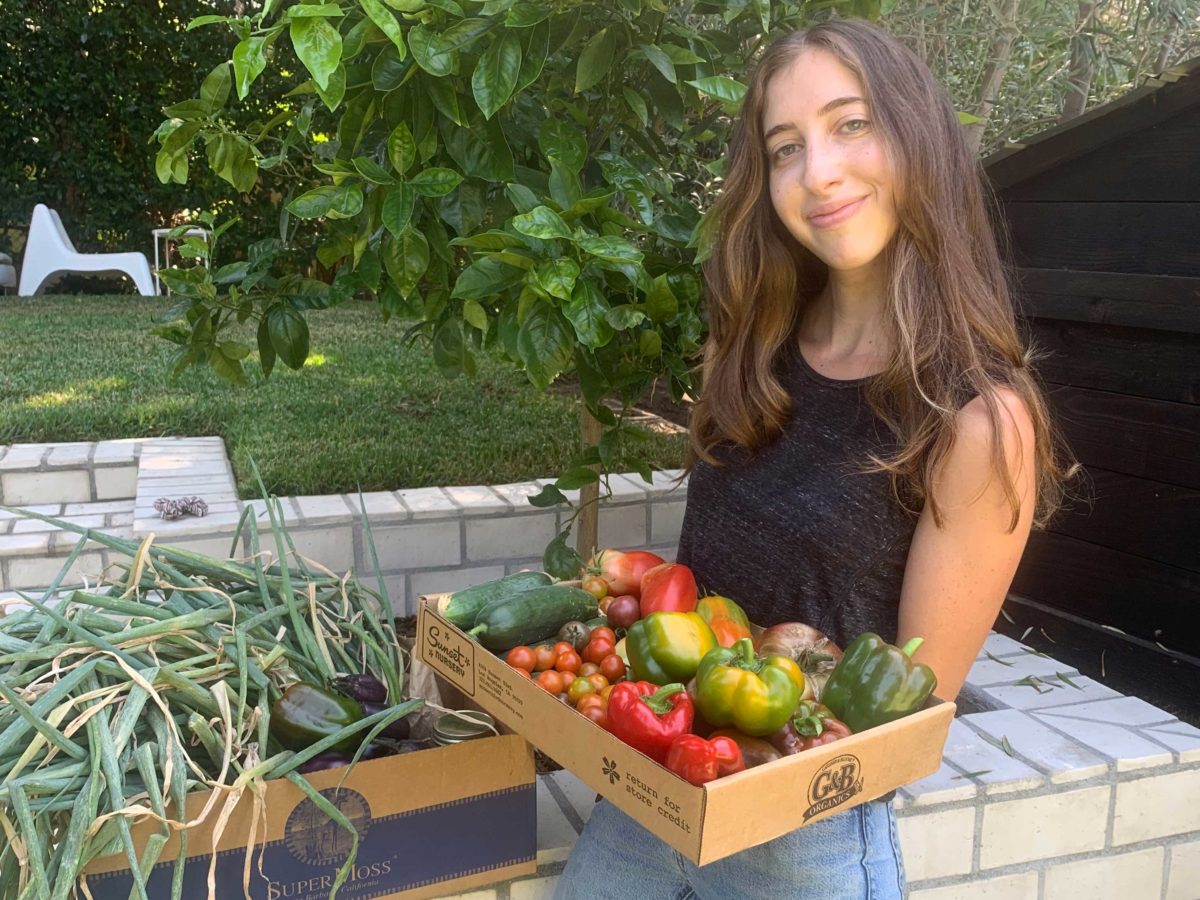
xmin=81 ymin=734 xmax=536 ymax=900
xmin=417 ymin=599 xmax=955 ymax=865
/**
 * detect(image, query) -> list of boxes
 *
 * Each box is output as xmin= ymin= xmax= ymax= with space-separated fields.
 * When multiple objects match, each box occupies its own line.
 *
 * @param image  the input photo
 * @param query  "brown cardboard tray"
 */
xmin=81 ymin=732 xmax=536 ymax=899
xmin=417 ymin=597 xmax=954 ymax=866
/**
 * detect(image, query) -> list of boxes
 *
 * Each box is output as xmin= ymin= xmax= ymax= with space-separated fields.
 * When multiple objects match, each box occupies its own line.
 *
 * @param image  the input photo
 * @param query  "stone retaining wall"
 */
xmin=1 ymin=437 xmax=1197 ymax=899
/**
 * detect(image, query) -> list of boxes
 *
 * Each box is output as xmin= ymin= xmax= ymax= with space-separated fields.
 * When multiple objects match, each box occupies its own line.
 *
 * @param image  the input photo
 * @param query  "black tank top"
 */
xmin=677 ymin=345 xmax=918 ymax=649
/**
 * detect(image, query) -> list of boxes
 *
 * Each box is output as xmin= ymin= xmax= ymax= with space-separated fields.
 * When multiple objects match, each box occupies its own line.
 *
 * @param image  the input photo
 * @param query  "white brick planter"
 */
xmin=2 ymin=438 xmax=1197 ymax=899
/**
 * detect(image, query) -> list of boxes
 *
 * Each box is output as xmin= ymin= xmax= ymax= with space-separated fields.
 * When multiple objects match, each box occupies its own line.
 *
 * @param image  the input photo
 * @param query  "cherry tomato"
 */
xmin=581 ymin=575 xmax=609 ymax=600
xmin=576 ymin=694 xmax=604 ymax=714
xmin=599 ymin=654 xmax=627 ymax=682
xmin=605 ymin=595 xmax=641 ymax=630
xmin=555 ymin=650 xmax=582 ymax=675
xmin=536 ymin=670 xmax=565 ymax=694
xmin=590 ymin=626 xmax=617 ymax=646
xmin=580 ymin=703 xmax=609 ymax=729
xmin=567 ymin=676 xmax=596 ymax=706
xmin=583 ymin=639 xmax=615 ymax=665
xmin=512 ymin=667 xmax=532 ymax=679
xmin=552 ymin=641 xmax=576 ymax=661
xmin=600 ymin=684 xmax=615 ymax=701
xmin=585 ymin=673 xmax=609 ymax=693
xmin=533 ymin=645 xmax=557 ymax=672
xmin=598 ymin=596 xmax=614 ymax=615
xmin=579 ymin=662 xmax=601 ymax=677
xmin=505 ymin=646 xmax=536 ymax=670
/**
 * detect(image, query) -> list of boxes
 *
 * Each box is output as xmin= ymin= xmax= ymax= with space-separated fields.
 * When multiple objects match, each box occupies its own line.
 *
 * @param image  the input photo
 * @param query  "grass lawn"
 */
xmin=0 ymin=296 xmax=687 ymax=497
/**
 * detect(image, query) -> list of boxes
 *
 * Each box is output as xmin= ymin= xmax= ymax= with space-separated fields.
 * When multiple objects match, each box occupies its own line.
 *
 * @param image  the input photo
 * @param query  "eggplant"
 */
xmin=333 ymin=674 xmax=388 ymax=704
xmin=362 ymin=701 xmax=412 ymax=741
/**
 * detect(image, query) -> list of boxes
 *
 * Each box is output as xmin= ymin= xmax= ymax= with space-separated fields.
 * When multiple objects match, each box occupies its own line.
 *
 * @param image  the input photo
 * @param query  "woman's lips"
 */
xmin=808 ymin=196 xmax=866 ymax=228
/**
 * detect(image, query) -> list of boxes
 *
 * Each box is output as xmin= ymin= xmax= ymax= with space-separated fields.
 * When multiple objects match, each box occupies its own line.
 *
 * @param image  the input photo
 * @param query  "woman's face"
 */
xmin=762 ymin=49 xmax=900 ymax=276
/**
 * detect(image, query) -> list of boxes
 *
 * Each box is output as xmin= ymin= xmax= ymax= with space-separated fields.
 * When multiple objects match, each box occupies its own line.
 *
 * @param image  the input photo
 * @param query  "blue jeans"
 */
xmin=554 ymin=798 xmax=905 ymax=900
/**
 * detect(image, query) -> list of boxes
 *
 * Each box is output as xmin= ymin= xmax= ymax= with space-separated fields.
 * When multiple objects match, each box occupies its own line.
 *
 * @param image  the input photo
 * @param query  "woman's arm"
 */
xmin=896 ymin=388 xmax=1038 ymax=700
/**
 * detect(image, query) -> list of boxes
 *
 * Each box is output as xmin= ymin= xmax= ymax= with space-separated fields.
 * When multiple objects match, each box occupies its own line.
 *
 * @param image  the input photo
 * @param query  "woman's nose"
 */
xmin=800 ymin=138 xmax=845 ymax=192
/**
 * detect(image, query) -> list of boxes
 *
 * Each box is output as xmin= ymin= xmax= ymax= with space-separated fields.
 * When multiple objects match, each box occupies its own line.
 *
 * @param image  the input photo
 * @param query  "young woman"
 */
xmin=555 ymin=17 xmax=1073 ymax=900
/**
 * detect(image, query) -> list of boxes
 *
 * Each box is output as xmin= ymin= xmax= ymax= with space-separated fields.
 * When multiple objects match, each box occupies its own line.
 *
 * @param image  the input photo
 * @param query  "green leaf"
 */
xmin=563 ymin=280 xmax=614 ymax=348
xmin=644 ymin=273 xmax=678 ymax=322
xmin=219 ymin=340 xmax=252 ymax=360
xmin=529 ymin=485 xmax=567 ymax=509
xmin=517 ymin=302 xmax=574 ymax=389
xmin=256 ymin=317 xmax=276 ymax=377
xmin=288 ymin=185 xmax=339 ymax=219
xmin=409 ymin=167 xmax=464 ymax=197
xmin=383 ymin=228 xmax=430 ymax=298
xmin=359 ymin=0 xmax=407 ymax=58
xmin=206 ymin=134 xmax=258 ymax=193
xmin=575 ymin=28 xmax=616 ymax=93
xmin=442 ymin=115 xmax=514 ymax=180
xmin=605 ymin=304 xmax=646 ymax=330
xmin=451 ymin=230 xmax=523 ymax=251
xmin=957 ymin=110 xmax=986 ymax=125
xmin=352 ymin=157 xmax=395 ymax=184
xmin=660 ymin=44 xmax=704 ymax=65
xmin=548 ymin=160 xmax=582 ymax=210
xmin=200 ymin=62 xmax=232 ymax=112
xmin=210 ymin=345 xmax=248 ymax=385
xmin=638 ymin=329 xmax=661 ymax=357
xmin=232 ymin=37 xmax=268 ymax=100
xmin=437 ymin=182 xmax=486 ymax=235
xmin=452 ymin=255 xmax=525 ymax=300
xmin=532 ymin=258 xmax=580 ymax=302
xmin=408 ymin=24 xmax=457 ymax=77
xmin=387 ymin=123 xmax=417 ymax=175
xmin=432 ymin=318 xmax=473 ymax=378
xmin=162 ymin=99 xmax=212 ymax=120
xmin=506 ymin=3 xmax=550 ymax=27
xmin=382 ymin=183 xmax=417 ymax=237
xmin=556 ymin=467 xmax=600 ymax=490
xmin=290 ymin=15 xmax=343 ymax=90
xmin=686 ymin=76 xmax=747 ymax=103
xmin=287 ymin=3 xmax=345 ymax=16
xmin=314 ymin=62 xmax=347 ymax=111
xmin=372 ymin=45 xmax=409 ymax=90
xmin=472 ymin=31 xmax=522 ymax=120
xmin=462 ymin=299 xmax=489 ymax=332
xmin=538 ymin=118 xmax=587 ymax=172
xmin=328 ymin=182 xmax=364 ymax=218
xmin=639 ymin=44 xmax=676 ymax=84
xmin=515 ymin=20 xmax=549 ymax=93
xmin=424 ymin=73 xmax=464 ymax=125
xmin=578 ymin=235 xmax=642 ymax=263
xmin=621 ymin=87 xmax=649 ymax=127
xmin=268 ymin=306 xmax=310 ymax=370
xmin=505 ymin=182 xmax=539 ymax=213
xmin=188 ymin=14 xmax=233 ymax=29
xmin=512 ymin=206 xmax=572 ymax=240
xmin=543 ymin=526 xmax=583 ymax=577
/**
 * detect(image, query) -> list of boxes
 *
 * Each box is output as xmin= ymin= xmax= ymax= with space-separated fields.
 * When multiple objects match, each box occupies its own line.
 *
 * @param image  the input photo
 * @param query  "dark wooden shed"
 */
xmin=982 ymin=56 xmax=1200 ymax=718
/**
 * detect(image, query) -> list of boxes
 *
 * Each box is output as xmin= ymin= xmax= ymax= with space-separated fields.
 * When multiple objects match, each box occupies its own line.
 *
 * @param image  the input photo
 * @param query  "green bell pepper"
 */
xmin=271 ymin=682 xmax=364 ymax=752
xmin=694 ymin=638 xmax=805 ymax=736
xmin=626 ymin=612 xmax=718 ymax=685
xmin=821 ymin=633 xmax=938 ymax=733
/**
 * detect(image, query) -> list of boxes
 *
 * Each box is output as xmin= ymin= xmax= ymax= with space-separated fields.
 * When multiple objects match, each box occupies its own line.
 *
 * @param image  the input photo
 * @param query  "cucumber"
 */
xmin=439 ymin=571 xmax=553 ymax=629
xmin=468 ymin=586 xmax=599 ymax=651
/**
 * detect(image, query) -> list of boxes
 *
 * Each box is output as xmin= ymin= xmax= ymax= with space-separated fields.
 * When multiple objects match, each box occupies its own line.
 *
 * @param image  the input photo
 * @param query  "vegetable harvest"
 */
xmin=0 ymin=489 xmax=420 ymax=900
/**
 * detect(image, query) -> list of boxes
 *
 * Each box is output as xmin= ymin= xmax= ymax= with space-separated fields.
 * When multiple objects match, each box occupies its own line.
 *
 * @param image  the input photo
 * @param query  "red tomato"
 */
xmin=583 ymin=639 xmax=615 ymax=665
xmin=605 ymin=595 xmax=641 ymax=630
xmin=639 ymin=563 xmax=698 ymax=614
xmin=599 ymin=654 xmax=627 ymax=682
xmin=555 ymin=650 xmax=582 ymax=675
xmin=536 ymin=670 xmax=565 ymax=694
xmin=576 ymin=694 xmax=604 ymax=713
xmin=585 ymin=673 xmax=609 ymax=693
xmin=512 ymin=667 xmax=532 ymax=679
xmin=579 ymin=662 xmax=601 ymax=677
xmin=580 ymin=703 xmax=609 ymax=729
xmin=592 ymin=549 xmax=664 ymax=598
xmin=533 ymin=645 xmax=557 ymax=672
xmin=552 ymin=641 xmax=576 ymax=661
xmin=506 ymin=646 xmax=536 ymax=670
xmin=581 ymin=575 xmax=609 ymax=600
xmin=589 ymin=626 xmax=617 ymax=646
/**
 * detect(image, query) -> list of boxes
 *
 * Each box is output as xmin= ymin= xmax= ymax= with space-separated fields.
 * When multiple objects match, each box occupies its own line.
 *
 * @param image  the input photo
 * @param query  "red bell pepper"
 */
xmin=607 ymin=681 xmax=694 ymax=763
xmin=640 ymin=563 xmax=698 ymax=615
xmin=666 ymin=734 xmax=746 ymax=785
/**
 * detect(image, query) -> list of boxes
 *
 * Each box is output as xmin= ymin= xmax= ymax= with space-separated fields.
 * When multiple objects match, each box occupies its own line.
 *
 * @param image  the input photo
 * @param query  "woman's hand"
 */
xmin=896 ymin=388 xmax=1037 ymax=700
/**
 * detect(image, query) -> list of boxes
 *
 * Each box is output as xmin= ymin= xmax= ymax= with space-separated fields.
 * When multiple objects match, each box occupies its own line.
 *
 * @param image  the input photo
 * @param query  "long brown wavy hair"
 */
xmin=688 ymin=18 xmax=1074 ymax=530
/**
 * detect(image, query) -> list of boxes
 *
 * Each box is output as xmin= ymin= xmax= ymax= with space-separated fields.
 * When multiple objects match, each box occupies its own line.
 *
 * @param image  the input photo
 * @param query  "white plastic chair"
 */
xmin=17 ymin=204 xmax=155 ymax=296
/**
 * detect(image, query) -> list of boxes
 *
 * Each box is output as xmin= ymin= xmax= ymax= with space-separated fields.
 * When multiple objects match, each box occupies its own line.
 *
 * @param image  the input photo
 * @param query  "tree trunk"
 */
xmin=1061 ymin=1 xmax=1097 ymax=123
xmin=575 ymin=403 xmax=602 ymax=562
xmin=963 ymin=0 xmax=1023 ymax=155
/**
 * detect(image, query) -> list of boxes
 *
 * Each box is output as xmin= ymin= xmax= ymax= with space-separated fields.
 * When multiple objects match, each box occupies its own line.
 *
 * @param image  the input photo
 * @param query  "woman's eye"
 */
xmin=843 ymin=118 xmax=869 ymax=134
xmin=772 ymin=143 xmax=799 ymax=160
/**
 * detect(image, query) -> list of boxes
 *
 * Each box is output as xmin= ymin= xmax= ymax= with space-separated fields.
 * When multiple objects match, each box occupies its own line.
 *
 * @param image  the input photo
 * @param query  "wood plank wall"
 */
xmin=991 ymin=106 xmax=1200 ymax=658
